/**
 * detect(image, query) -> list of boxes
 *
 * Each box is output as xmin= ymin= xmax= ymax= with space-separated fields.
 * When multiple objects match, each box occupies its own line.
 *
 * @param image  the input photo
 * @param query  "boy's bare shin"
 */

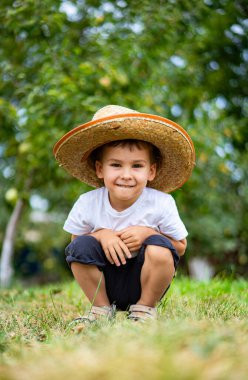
xmin=138 ymin=245 xmax=175 ymax=307
xmin=71 ymin=263 xmax=110 ymax=307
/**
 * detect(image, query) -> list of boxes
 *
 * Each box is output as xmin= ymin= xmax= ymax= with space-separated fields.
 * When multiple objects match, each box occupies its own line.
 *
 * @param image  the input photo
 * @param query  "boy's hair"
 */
xmin=88 ymin=139 xmax=162 ymax=169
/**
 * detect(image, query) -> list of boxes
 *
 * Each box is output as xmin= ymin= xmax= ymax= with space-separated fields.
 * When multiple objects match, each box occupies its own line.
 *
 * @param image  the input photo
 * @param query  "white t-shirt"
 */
xmin=64 ymin=187 xmax=188 ymax=241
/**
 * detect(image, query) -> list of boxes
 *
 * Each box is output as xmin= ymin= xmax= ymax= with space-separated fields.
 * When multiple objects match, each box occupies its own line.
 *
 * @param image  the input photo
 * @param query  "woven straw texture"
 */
xmin=53 ymin=105 xmax=195 ymax=193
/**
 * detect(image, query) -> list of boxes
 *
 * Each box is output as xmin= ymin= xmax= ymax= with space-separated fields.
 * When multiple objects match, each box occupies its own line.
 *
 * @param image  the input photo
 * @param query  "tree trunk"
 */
xmin=0 ymin=199 xmax=25 ymax=287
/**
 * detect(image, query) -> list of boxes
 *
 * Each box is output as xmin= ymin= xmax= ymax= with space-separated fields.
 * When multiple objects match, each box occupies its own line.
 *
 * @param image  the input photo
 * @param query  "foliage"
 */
xmin=0 ymin=0 xmax=248 ymax=278
xmin=0 ymin=278 xmax=248 ymax=379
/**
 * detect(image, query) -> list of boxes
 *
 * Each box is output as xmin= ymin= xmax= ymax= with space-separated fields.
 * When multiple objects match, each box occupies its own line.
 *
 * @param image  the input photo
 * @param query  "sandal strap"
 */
xmin=91 ymin=306 xmax=115 ymax=317
xmin=128 ymin=304 xmax=157 ymax=321
xmin=129 ymin=304 xmax=157 ymax=316
xmin=71 ymin=305 xmax=116 ymax=325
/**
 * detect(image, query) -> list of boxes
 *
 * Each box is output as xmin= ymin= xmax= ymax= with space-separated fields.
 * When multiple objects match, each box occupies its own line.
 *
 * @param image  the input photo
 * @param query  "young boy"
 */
xmin=53 ymin=105 xmax=195 ymax=322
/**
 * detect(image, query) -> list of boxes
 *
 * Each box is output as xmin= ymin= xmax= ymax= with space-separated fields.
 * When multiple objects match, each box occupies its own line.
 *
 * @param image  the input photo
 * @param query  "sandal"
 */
xmin=128 ymin=304 xmax=157 ymax=322
xmin=70 ymin=305 xmax=116 ymax=327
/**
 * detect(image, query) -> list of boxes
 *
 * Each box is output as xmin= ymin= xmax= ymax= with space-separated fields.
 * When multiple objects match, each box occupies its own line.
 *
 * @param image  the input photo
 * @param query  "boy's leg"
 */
xmin=137 ymin=244 xmax=175 ymax=307
xmin=65 ymin=235 xmax=111 ymax=307
xmin=71 ymin=263 xmax=110 ymax=306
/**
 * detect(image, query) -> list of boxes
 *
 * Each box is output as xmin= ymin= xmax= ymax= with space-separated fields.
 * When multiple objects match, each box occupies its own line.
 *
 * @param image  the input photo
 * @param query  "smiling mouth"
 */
xmin=116 ymin=184 xmax=135 ymax=188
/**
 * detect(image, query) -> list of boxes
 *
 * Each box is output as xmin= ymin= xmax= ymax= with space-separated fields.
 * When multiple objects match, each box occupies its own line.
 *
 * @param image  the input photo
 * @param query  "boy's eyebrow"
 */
xmin=106 ymin=158 xmax=148 ymax=163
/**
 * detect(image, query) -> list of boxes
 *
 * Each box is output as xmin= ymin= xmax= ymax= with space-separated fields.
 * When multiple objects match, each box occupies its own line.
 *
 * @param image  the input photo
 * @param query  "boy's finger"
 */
xmin=119 ymin=231 xmax=133 ymax=241
xmin=125 ymin=241 xmax=139 ymax=249
xmin=119 ymin=240 xmax=132 ymax=259
xmin=114 ymin=243 xmax=127 ymax=265
xmin=116 ymin=227 xmax=132 ymax=237
xmin=109 ymin=246 xmax=121 ymax=266
xmin=105 ymin=249 xmax=114 ymax=264
xmin=122 ymin=236 xmax=135 ymax=244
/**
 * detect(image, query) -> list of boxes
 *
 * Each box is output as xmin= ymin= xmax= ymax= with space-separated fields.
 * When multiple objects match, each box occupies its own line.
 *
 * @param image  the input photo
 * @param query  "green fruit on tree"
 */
xmin=5 ymin=188 xmax=18 ymax=204
xmin=18 ymin=142 xmax=31 ymax=154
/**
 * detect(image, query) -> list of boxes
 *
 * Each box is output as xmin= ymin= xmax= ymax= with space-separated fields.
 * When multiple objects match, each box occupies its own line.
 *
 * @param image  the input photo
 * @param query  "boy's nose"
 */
xmin=121 ymin=168 xmax=132 ymax=179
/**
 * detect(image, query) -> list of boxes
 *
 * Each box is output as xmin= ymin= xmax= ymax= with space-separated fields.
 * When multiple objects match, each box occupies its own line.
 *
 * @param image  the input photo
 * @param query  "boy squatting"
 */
xmin=53 ymin=105 xmax=195 ymax=322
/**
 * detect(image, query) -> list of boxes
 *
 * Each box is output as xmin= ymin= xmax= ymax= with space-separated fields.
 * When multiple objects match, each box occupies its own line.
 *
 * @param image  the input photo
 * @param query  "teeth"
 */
xmin=117 ymin=185 xmax=134 ymax=188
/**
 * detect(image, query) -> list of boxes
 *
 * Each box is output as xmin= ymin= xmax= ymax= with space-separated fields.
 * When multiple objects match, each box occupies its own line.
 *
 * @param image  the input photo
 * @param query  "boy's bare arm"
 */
xmin=71 ymin=230 xmax=131 ymax=266
xmin=161 ymin=235 xmax=187 ymax=256
xmin=116 ymin=226 xmax=187 ymax=256
xmin=71 ymin=227 xmax=186 ymax=259
xmin=116 ymin=226 xmax=158 ymax=252
xmin=93 ymin=229 xmax=132 ymax=266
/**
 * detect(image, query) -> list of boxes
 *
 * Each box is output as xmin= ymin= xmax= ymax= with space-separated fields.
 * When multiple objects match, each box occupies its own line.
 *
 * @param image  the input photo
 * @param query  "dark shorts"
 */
xmin=65 ymin=234 xmax=180 ymax=311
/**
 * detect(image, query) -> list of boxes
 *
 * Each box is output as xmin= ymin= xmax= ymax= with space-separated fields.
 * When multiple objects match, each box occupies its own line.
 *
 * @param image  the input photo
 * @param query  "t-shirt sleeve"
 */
xmin=158 ymin=195 xmax=188 ymax=240
xmin=63 ymin=195 xmax=92 ymax=236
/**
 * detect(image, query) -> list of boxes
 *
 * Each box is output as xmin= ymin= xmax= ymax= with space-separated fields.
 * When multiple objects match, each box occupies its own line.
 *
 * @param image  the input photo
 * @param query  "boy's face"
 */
xmin=95 ymin=144 xmax=156 ymax=211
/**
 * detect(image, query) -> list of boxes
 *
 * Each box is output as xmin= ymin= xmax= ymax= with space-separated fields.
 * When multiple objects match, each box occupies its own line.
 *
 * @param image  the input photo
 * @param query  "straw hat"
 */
xmin=53 ymin=105 xmax=195 ymax=192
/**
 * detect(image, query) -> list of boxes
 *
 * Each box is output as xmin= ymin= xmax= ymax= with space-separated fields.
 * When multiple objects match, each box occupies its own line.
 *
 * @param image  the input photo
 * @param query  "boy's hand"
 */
xmin=94 ymin=229 xmax=132 ymax=266
xmin=116 ymin=226 xmax=159 ymax=252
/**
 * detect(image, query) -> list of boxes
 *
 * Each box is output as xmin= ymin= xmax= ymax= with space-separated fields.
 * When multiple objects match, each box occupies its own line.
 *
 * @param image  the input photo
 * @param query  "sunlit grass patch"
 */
xmin=0 ymin=278 xmax=247 ymax=380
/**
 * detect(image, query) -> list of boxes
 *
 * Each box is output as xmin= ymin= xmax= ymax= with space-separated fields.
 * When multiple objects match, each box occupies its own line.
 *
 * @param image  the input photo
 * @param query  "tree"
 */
xmin=0 ymin=0 xmax=247 ymax=286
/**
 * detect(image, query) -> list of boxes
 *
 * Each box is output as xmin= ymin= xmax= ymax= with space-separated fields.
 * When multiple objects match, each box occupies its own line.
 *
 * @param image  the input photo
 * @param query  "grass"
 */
xmin=0 ymin=277 xmax=247 ymax=380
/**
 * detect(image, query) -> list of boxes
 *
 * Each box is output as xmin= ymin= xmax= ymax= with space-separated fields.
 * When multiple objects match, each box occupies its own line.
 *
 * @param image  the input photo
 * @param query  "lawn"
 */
xmin=0 ymin=277 xmax=247 ymax=380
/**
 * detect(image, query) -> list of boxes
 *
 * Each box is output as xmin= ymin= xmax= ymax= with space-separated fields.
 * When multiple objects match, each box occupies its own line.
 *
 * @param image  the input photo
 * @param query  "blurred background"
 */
xmin=0 ymin=0 xmax=247 ymax=287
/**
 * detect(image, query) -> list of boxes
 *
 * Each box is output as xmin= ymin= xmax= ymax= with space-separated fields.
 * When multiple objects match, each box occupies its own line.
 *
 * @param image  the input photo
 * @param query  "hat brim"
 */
xmin=53 ymin=113 xmax=195 ymax=192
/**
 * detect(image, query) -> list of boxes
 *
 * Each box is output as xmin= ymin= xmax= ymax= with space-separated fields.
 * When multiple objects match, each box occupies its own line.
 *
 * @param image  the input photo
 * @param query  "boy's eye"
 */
xmin=110 ymin=163 xmax=121 ymax=167
xmin=133 ymin=164 xmax=143 ymax=168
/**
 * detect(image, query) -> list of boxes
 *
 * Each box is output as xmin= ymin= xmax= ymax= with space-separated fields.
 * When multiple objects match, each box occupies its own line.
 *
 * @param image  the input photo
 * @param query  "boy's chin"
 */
xmin=114 ymin=191 xmax=141 ymax=203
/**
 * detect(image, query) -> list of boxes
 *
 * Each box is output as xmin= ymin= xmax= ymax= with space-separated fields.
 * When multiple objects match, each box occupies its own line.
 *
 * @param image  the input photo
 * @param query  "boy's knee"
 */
xmin=71 ymin=234 xmax=97 ymax=246
xmin=145 ymin=245 xmax=174 ymax=267
xmin=66 ymin=235 xmax=99 ymax=255
xmin=65 ymin=235 xmax=106 ymax=269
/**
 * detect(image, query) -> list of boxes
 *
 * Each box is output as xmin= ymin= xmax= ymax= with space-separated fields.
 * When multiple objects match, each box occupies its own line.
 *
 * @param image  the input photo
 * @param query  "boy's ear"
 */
xmin=148 ymin=163 xmax=157 ymax=181
xmin=95 ymin=160 xmax=103 ymax=178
